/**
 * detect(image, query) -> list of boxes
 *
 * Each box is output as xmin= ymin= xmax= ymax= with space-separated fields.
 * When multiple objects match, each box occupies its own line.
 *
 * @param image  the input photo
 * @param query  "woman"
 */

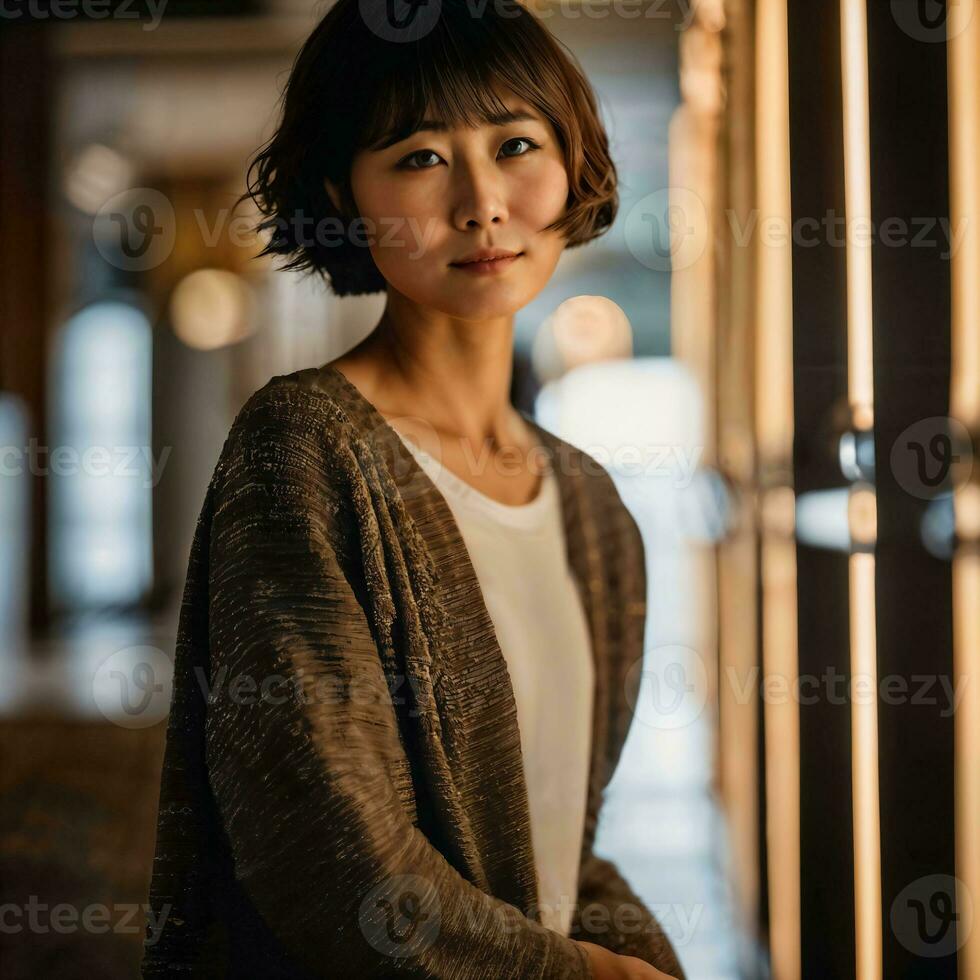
xmin=142 ymin=1 xmax=685 ymax=978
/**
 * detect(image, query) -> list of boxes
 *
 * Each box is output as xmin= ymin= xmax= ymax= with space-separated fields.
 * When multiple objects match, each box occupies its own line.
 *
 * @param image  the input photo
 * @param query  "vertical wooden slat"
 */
xmin=839 ymin=0 xmax=875 ymax=432
xmin=839 ymin=3 xmax=882 ymax=977
xmin=716 ymin=0 xmax=763 ymax=968
xmin=755 ymin=1 xmax=801 ymax=977
xmin=947 ymin=4 xmax=980 ymax=978
xmin=669 ymin=3 xmax=725 ymax=775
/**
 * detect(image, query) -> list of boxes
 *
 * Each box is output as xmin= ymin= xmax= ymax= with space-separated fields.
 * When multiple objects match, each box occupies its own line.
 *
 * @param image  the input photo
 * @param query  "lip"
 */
xmin=451 ymin=247 xmax=520 ymax=265
xmin=449 ymin=250 xmax=523 ymax=274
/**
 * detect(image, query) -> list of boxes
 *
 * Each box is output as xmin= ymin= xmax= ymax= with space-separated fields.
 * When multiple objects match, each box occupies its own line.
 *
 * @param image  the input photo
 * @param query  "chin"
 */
xmin=387 ymin=273 xmax=534 ymax=317
xmin=435 ymin=297 xmax=523 ymax=320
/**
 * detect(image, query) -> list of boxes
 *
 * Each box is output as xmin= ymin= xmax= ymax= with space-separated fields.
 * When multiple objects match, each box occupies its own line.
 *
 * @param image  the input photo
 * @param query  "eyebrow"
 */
xmin=375 ymin=109 xmax=539 ymax=151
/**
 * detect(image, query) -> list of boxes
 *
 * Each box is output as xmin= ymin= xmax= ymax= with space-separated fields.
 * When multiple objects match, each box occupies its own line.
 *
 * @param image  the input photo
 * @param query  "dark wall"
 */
xmin=787 ymin=2 xmax=856 ymax=976
xmin=867 ymin=2 xmax=956 ymax=978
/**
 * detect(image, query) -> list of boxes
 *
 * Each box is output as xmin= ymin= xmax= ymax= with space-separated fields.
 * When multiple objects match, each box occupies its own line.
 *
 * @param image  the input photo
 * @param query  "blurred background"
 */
xmin=1 ymin=0 xmax=977 ymax=978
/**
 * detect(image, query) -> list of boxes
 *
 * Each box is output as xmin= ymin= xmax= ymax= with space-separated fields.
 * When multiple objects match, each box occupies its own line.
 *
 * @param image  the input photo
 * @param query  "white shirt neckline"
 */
xmin=392 ymin=429 xmax=557 ymax=531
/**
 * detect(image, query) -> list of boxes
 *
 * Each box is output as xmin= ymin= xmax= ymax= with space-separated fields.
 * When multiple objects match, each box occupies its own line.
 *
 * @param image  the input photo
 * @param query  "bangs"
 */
xmin=354 ymin=13 xmax=564 ymax=154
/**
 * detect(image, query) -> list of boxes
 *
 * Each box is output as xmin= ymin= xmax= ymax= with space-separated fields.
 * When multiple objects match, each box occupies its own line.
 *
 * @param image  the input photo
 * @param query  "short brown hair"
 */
xmin=241 ymin=0 xmax=619 ymax=296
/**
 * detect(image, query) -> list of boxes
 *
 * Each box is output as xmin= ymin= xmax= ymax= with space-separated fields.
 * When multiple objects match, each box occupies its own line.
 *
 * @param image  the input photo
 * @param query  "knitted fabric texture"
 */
xmin=141 ymin=364 xmax=686 ymax=979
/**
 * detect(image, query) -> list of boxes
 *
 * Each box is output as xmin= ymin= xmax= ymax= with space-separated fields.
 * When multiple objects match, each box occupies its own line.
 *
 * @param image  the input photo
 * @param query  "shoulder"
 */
xmin=221 ymin=368 xmax=354 ymax=460
xmin=231 ymin=367 xmax=349 ymax=439
xmin=206 ymin=367 xmax=366 ymax=515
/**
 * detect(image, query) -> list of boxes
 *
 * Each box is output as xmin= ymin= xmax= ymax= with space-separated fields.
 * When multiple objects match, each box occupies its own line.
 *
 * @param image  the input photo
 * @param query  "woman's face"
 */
xmin=327 ymin=89 xmax=570 ymax=320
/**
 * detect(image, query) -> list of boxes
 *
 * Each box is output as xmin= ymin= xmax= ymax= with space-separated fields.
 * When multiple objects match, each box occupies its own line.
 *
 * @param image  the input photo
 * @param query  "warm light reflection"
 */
xmin=840 ymin=1 xmax=882 ymax=976
xmin=530 ymin=295 xmax=632 ymax=384
xmin=169 ymin=268 xmax=256 ymax=351
xmin=755 ymin=0 xmax=794 ymax=468
xmin=848 ymin=485 xmax=877 ymax=549
xmin=947 ymin=4 xmax=980 ymax=976
xmin=840 ymin=0 xmax=875 ymax=431
xmin=755 ymin=0 xmax=800 ymax=976
xmin=64 ymin=143 xmax=133 ymax=215
xmin=713 ymin=0 xmax=761 ymax=951
xmin=952 ymin=543 xmax=980 ymax=980
xmin=947 ymin=0 xmax=980 ymax=432
xmin=849 ymin=548 xmax=883 ymax=980
xmin=760 ymin=488 xmax=801 ymax=980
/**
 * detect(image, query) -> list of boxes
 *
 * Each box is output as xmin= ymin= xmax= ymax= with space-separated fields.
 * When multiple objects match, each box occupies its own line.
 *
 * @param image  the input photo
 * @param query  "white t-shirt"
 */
xmin=392 ymin=428 xmax=595 ymax=936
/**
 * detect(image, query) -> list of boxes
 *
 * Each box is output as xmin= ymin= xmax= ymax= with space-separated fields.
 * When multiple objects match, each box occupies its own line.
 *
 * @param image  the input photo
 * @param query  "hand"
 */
xmin=574 ymin=940 xmax=679 ymax=980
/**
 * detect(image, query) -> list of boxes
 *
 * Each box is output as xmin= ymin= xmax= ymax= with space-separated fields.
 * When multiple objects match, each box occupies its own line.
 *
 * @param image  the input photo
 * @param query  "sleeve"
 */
xmin=203 ymin=416 xmax=595 ymax=979
xmin=573 ymin=848 xmax=687 ymax=979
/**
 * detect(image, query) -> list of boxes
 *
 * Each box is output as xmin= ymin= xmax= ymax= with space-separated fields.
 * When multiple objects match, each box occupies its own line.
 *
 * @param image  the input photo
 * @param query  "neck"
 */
xmin=342 ymin=297 xmax=523 ymax=448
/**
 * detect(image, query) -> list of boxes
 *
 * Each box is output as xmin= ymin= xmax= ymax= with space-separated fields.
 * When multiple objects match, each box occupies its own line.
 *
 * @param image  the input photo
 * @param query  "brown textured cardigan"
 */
xmin=141 ymin=364 xmax=685 ymax=979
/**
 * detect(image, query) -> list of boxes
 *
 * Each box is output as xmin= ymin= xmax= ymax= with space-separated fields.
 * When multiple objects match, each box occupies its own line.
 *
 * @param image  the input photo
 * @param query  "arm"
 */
xmin=203 ymin=416 xmax=594 ymax=979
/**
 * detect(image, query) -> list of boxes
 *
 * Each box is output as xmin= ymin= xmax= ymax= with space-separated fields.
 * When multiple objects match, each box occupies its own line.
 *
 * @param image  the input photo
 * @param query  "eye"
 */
xmin=397 ymin=137 xmax=543 ymax=171
xmin=398 ymin=148 xmax=443 ymax=171
xmin=500 ymin=136 xmax=542 ymax=158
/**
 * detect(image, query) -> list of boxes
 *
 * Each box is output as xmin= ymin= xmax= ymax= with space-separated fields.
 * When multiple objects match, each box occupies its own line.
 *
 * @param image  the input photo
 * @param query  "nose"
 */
xmin=451 ymin=156 xmax=510 ymax=230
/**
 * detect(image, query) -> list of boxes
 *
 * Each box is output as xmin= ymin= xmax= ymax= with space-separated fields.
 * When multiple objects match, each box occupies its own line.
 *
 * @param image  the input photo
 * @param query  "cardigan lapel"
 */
xmin=523 ymin=417 xmax=611 ymax=869
xmin=313 ymin=364 xmax=610 ymax=925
